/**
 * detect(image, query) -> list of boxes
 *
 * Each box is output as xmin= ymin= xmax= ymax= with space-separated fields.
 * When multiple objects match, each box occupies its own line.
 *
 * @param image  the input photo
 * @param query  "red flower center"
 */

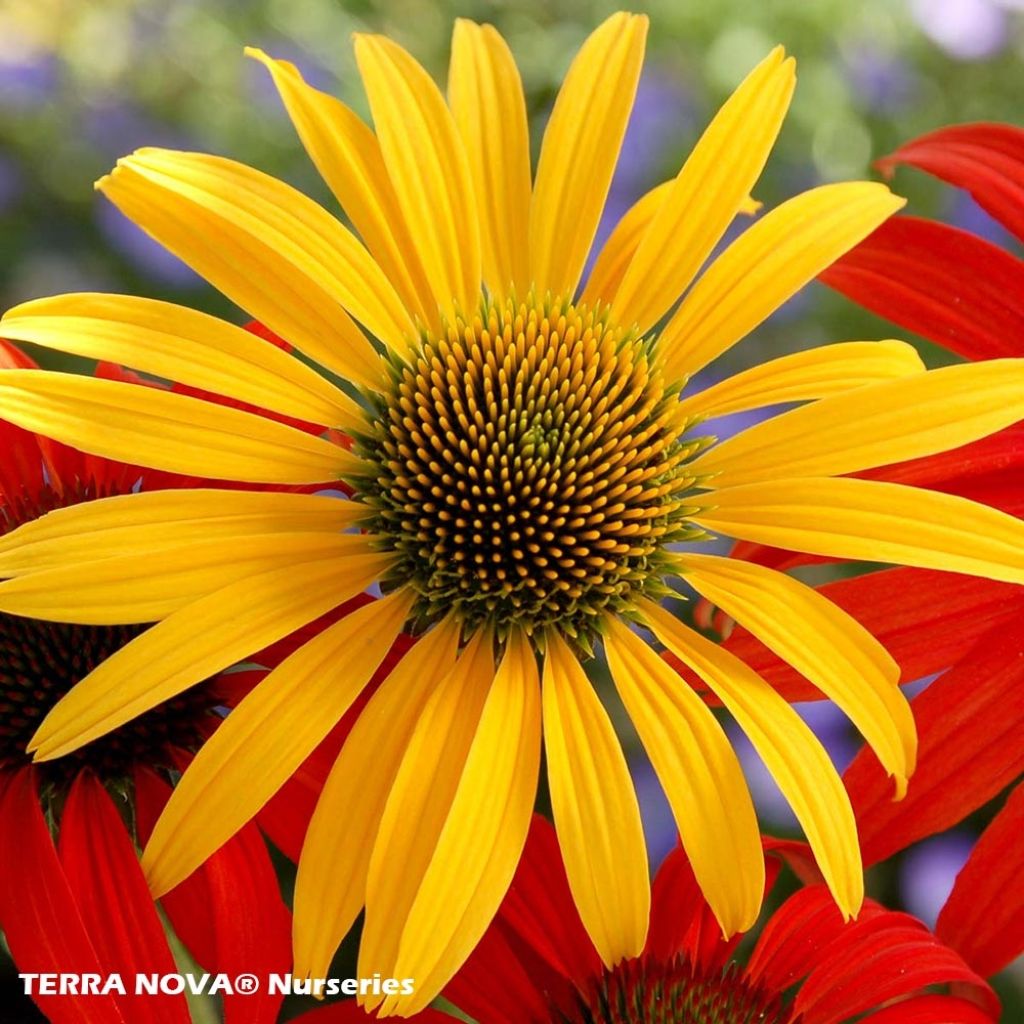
xmin=563 ymin=955 xmax=790 ymax=1024
xmin=0 ymin=482 xmax=220 ymax=787
xmin=0 ymin=613 xmax=218 ymax=784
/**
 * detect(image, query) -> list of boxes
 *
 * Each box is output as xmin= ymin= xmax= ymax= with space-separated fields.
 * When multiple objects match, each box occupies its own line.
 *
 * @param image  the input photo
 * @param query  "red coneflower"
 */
xmin=289 ymin=814 xmax=1000 ymax=1024
xmin=0 ymin=336 xmax=329 ymax=1024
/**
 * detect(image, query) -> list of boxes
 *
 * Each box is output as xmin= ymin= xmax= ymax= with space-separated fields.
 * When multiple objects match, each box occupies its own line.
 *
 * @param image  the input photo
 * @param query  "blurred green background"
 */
xmin=1 ymin=0 xmax=1022 ymax=1019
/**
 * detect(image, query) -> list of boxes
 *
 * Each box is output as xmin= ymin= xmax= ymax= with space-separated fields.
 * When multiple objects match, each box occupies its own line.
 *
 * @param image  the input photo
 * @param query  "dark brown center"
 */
xmin=350 ymin=295 xmax=706 ymax=648
xmin=557 ymin=956 xmax=791 ymax=1024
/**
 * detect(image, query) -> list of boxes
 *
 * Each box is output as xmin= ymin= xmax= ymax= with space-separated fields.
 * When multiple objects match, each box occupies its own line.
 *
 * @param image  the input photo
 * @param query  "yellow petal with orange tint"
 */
xmin=0 ymin=489 xmax=362 ymax=575
xmin=359 ymin=631 xmax=494 ymax=981
xmin=582 ymin=181 xmax=672 ymax=307
xmin=246 ymin=47 xmax=437 ymax=330
xmin=676 ymin=553 xmax=915 ymax=797
xmin=678 ymin=340 xmax=924 ymax=420
xmin=143 ymin=589 xmax=414 ymax=897
xmin=529 ymin=13 xmax=648 ymax=298
xmin=119 ymin=149 xmax=414 ymax=357
xmin=693 ymin=358 xmax=1024 ymax=486
xmin=1 ymin=293 xmax=359 ymax=427
xmin=377 ymin=629 xmax=541 ymax=1016
xmin=0 ymin=532 xmax=373 ymax=624
xmin=27 ymin=548 xmax=393 ymax=761
xmin=449 ymin=20 xmax=531 ymax=299
xmin=612 ymin=47 xmax=795 ymax=334
xmin=98 ymin=156 xmax=385 ymax=390
xmin=694 ymin=477 xmax=1024 ymax=583
xmin=0 ymin=371 xmax=355 ymax=484
xmin=293 ymin=617 xmax=462 ymax=981
xmin=543 ymin=631 xmax=649 ymax=967
xmin=604 ymin=615 xmax=763 ymax=937
xmin=659 ymin=182 xmax=905 ymax=381
xmin=642 ymin=598 xmax=863 ymax=919
xmin=355 ymin=33 xmax=480 ymax=320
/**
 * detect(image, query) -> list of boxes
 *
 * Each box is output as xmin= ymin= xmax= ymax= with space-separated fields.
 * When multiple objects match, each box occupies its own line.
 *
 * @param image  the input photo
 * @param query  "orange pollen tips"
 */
xmin=350 ymin=295 xmax=707 ymax=646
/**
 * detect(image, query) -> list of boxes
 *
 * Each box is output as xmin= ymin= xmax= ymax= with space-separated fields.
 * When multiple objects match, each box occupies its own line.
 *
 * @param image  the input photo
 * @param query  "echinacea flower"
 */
xmin=2 ymin=14 xmax=1024 ymax=1016
xmin=0 ymin=338 xmax=308 ymax=1024
xmin=290 ymin=815 xmax=1002 ymax=1024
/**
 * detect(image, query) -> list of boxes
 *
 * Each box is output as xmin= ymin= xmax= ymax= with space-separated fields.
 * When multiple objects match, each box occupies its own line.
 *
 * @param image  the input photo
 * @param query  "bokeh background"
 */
xmin=1 ymin=0 xmax=1023 ymax=1019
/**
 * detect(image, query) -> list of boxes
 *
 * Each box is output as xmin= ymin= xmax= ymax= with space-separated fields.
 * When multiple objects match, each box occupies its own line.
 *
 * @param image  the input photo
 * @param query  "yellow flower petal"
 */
xmin=1 ymin=293 xmax=359 ymax=427
xmin=581 ymin=181 xmax=672 ymax=307
xmin=584 ymin=183 xmax=760 ymax=309
xmin=293 ymin=618 xmax=462 ymax=981
xmin=98 ymin=155 xmax=385 ymax=390
xmin=27 ymin=548 xmax=393 ymax=761
xmin=143 ymin=589 xmax=414 ymax=898
xmin=0 ymin=370 xmax=355 ymax=484
xmin=678 ymin=340 xmax=924 ymax=420
xmin=116 ymin=148 xmax=414 ymax=360
xmin=378 ymin=629 xmax=541 ymax=1016
xmin=359 ymin=631 xmax=494 ymax=981
xmin=448 ymin=19 xmax=531 ymax=299
xmin=0 ymin=489 xmax=363 ymax=575
xmin=641 ymin=598 xmax=863 ymax=919
xmin=543 ymin=631 xmax=649 ymax=967
xmin=611 ymin=48 xmax=795 ymax=335
xmin=0 ymin=532 xmax=373 ymax=624
xmin=694 ymin=477 xmax=1024 ymax=583
xmin=245 ymin=47 xmax=437 ymax=331
xmin=694 ymin=359 xmax=1024 ymax=486
xmin=355 ymin=33 xmax=480 ymax=321
xmin=659 ymin=182 xmax=905 ymax=381
xmin=675 ymin=553 xmax=915 ymax=797
xmin=529 ymin=13 xmax=648 ymax=298
xmin=603 ymin=614 xmax=763 ymax=937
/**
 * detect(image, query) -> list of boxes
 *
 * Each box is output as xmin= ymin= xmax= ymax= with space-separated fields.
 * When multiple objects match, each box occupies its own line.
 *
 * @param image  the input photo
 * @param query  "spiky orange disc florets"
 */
xmin=351 ymin=296 xmax=706 ymax=645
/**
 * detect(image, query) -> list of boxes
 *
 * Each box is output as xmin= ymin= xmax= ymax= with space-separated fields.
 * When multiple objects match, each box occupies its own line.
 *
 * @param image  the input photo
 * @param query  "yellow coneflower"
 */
xmin=1 ymin=12 xmax=1024 ymax=1017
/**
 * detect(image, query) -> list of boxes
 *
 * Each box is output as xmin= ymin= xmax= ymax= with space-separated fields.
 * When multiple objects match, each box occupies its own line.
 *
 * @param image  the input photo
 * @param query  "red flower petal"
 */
xmin=0 ymin=419 xmax=47 ymax=508
xmin=133 ymin=765 xmax=291 ymax=1024
xmin=57 ymin=772 xmax=190 ymax=1024
xmin=859 ymin=995 xmax=996 ymax=1024
xmin=877 ymin=123 xmax=1024 ymax=243
xmin=257 ymin=717 xmax=347 ymax=862
xmin=821 ymin=216 xmax=1024 ymax=361
xmin=746 ymin=886 xmax=883 ymax=994
xmin=847 ymin=619 xmax=1024 ymax=866
xmin=936 ymin=782 xmax=1024 ymax=977
xmin=644 ymin=844 xmax=752 ymax=972
xmin=244 ymin=320 xmax=292 ymax=352
xmin=794 ymin=911 xmax=997 ymax=1024
xmin=133 ymin=766 xmax=218 ymax=965
xmin=749 ymin=888 xmax=996 ymax=1023
xmin=0 ymin=339 xmax=38 ymax=368
xmin=497 ymin=815 xmax=603 ymax=986
xmin=762 ymin=837 xmax=823 ymax=887
xmin=289 ymin=1001 xmax=454 ymax=1022
xmin=445 ymin=920 xmax=559 ymax=1024
xmin=0 ymin=767 xmax=126 ymax=1024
